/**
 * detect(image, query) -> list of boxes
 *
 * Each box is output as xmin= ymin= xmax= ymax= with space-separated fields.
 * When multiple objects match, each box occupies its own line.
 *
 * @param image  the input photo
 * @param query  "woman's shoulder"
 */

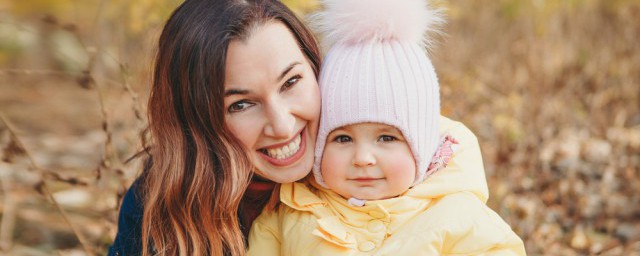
xmin=108 ymin=178 xmax=145 ymax=256
xmin=119 ymin=178 xmax=145 ymax=217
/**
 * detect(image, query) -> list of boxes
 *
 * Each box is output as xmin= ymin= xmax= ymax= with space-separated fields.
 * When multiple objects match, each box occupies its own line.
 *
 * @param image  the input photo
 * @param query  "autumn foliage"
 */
xmin=0 ymin=0 xmax=638 ymax=255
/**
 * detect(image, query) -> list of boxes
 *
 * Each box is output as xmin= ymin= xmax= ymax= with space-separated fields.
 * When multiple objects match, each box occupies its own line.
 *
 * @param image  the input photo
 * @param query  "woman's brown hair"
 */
xmin=141 ymin=0 xmax=320 ymax=255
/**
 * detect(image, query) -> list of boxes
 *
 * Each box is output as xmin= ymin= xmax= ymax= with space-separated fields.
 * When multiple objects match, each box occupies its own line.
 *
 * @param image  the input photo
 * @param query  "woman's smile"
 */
xmin=258 ymin=127 xmax=307 ymax=166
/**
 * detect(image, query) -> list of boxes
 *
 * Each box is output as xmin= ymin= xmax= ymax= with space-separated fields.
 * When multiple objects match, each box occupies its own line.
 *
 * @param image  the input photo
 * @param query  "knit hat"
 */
xmin=313 ymin=0 xmax=445 ymax=187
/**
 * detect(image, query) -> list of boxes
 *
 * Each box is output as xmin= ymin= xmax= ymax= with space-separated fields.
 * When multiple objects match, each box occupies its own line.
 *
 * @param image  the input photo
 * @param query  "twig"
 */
xmin=118 ymin=64 xmax=146 ymax=128
xmin=42 ymin=185 xmax=94 ymax=256
xmin=0 ymin=69 xmax=79 ymax=76
xmin=0 ymin=114 xmax=95 ymax=256
xmin=72 ymin=15 xmax=121 ymax=181
xmin=0 ymin=172 xmax=16 ymax=252
xmin=95 ymin=83 xmax=111 ymax=179
xmin=90 ymin=0 xmax=108 ymax=43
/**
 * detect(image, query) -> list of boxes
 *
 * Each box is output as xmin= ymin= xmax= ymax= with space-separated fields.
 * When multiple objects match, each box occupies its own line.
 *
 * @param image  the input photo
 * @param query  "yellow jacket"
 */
xmin=248 ymin=117 xmax=526 ymax=255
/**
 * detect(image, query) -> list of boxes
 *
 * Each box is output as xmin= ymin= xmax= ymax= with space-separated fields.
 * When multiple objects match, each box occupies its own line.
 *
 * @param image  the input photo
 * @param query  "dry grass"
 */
xmin=0 ymin=0 xmax=638 ymax=255
xmin=436 ymin=1 xmax=640 ymax=255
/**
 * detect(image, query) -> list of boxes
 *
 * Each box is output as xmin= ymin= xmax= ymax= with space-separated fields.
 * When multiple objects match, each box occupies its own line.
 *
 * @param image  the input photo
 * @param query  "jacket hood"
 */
xmin=406 ymin=116 xmax=489 ymax=202
xmin=281 ymin=116 xmax=489 ymax=210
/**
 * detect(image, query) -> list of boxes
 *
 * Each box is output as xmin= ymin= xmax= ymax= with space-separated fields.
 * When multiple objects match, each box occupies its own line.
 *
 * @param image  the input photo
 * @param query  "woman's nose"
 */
xmin=352 ymin=145 xmax=376 ymax=167
xmin=263 ymin=104 xmax=296 ymax=139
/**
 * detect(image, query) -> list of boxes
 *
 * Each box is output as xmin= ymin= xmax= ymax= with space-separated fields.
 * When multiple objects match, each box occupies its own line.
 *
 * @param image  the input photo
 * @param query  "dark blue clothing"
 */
xmin=107 ymin=176 xmax=272 ymax=255
xmin=108 ymin=180 xmax=144 ymax=256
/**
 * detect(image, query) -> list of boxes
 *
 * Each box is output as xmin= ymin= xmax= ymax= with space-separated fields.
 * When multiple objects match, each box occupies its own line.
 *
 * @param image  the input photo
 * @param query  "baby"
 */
xmin=248 ymin=0 xmax=526 ymax=255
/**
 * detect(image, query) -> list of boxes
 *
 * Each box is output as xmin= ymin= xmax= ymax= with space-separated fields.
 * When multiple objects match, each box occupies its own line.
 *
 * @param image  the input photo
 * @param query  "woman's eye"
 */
xmin=333 ymin=135 xmax=352 ymax=143
xmin=378 ymin=135 xmax=397 ymax=142
xmin=228 ymin=101 xmax=254 ymax=113
xmin=281 ymin=75 xmax=301 ymax=92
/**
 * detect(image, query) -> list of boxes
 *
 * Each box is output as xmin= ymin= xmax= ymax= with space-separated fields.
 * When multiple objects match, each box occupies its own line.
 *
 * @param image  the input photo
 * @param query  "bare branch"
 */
xmin=0 ymin=114 xmax=95 ymax=256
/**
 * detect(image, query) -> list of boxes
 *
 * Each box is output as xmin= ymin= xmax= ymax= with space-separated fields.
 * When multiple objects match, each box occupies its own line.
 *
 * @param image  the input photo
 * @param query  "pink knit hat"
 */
xmin=313 ymin=0 xmax=445 ymax=187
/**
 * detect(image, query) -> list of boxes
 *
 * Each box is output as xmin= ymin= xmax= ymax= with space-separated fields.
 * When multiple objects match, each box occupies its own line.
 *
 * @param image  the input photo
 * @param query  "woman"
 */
xmin=108 ymin=0 xmax=321 ymax=255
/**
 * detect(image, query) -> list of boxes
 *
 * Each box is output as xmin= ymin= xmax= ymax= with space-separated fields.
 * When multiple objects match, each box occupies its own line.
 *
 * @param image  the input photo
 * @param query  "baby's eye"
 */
xmin=333 ymin=135 xmax=352 ymax=143
xmin=378 ymin=135 xmax=397 ymax=142
xmin=228 ymin=101 xmax=254 ymax=113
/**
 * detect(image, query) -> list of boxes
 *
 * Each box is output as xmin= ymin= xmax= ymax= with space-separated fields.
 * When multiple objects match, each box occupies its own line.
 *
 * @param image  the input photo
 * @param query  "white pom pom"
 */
xmin=313 ymin=0 xmax=444 ymax=47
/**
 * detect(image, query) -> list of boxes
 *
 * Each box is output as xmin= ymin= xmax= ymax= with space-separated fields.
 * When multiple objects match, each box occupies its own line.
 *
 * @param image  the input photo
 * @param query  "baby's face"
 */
xmin=321 ymin=123 xmax=416 ymax=200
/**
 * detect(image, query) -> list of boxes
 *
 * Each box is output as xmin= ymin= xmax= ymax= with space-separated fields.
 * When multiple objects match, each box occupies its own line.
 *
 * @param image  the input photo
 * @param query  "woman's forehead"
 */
xmin=224 ymin=21 xmax=306 ymax=91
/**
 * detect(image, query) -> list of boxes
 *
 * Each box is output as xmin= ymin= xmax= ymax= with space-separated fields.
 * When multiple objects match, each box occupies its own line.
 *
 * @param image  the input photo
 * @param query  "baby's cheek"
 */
xmin=391 ymin=153 xmax=417 ymax=183
xmin=320 ymin=149 xmax=346 ymax=184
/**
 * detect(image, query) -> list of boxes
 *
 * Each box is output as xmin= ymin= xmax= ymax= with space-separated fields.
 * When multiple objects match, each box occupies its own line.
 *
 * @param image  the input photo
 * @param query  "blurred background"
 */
xmin=0 ymin=0 xmax=638 ymax=255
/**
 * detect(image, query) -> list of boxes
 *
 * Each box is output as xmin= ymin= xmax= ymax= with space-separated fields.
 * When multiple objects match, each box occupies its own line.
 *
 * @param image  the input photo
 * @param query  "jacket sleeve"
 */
xmin=441 ymin=192 xmax=527 ymax=256
xmin=108 ymin=180 xmax=144 ymax=256
xmin=246 ymin=210 xmax=282 ymax=256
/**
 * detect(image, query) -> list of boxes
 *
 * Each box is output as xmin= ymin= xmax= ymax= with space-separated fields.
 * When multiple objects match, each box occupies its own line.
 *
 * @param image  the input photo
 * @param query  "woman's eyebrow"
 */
xmin=224 ymin=61 xmax=302 ymax=97
xmin=224 ymin=88 xmax=249 ymax=97
xmin=276 ymin=61 xmax=301 ymax=82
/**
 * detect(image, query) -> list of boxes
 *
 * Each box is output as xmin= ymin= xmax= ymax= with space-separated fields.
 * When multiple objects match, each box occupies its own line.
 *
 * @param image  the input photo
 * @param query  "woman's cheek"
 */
xmin=301 ymin=80 xmax=321 ymax=133
xmin=226 ymin=113 xmax=261 ymax=151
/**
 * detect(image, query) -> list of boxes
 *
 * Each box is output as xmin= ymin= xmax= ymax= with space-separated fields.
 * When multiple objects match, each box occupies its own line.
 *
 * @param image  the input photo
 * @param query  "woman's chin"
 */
xmin=253 ymin=165 xmax=312 ymax=183
xmin=251 ymin=128 xmax=316 ymax=183
xmin=252 ymin=150 xmax=314 ymax=183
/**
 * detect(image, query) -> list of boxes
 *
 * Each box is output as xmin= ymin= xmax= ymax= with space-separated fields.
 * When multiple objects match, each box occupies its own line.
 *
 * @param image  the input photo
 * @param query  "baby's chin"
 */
xmin=346 ymin=186 xmax=416 ymax=201
xmin=342 ymin=192 xmax=397 ymax=201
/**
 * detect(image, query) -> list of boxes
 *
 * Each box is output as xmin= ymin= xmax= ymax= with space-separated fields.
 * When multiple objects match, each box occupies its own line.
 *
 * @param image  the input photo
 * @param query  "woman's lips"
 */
xmin=258 ymin=128 xmax=307 ymax=167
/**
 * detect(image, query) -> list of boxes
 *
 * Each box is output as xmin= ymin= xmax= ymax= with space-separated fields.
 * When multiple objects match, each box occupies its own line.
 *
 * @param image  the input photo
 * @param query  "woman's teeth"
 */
xmin=264 ymin=134 xmax=301 ymax=160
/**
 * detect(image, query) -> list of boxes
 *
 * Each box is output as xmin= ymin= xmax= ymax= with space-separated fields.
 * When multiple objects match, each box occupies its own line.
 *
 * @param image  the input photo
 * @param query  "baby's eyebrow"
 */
xmin=376 ymin=126 xmax=399 ymax=133
xmin=328 ymin=128 xmax=347 ymax=135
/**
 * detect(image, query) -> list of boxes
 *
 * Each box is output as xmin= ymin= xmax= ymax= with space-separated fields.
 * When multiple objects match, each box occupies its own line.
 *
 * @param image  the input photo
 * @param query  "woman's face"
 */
xmin=224 ymin=21 xmax=320 ymax=183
